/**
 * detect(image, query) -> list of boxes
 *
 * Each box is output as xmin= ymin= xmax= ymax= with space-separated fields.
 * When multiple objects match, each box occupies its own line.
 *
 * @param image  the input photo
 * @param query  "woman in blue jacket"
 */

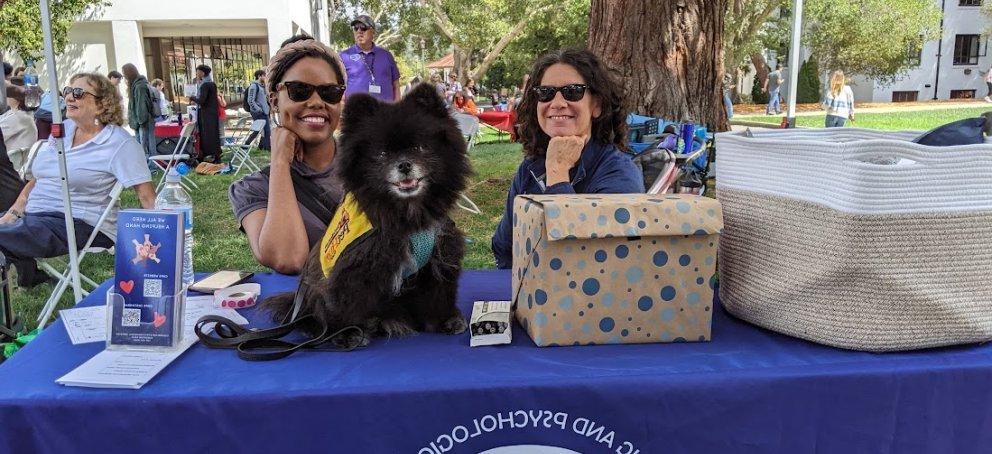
xmin=491 ymin=49 xmax=643 ymax=269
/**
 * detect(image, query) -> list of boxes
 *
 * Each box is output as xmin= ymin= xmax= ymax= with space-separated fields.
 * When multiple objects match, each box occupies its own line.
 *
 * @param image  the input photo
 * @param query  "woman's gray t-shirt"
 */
xmin=228 ymin=160 xmax=344 ymax=248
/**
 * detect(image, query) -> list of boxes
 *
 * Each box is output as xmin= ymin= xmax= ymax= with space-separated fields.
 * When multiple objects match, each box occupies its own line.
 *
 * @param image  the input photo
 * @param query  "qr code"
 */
xmin=122 ymin=308 xmax=141 ymax=327
xmin=143 ymin=279 xmax=162 ymax=298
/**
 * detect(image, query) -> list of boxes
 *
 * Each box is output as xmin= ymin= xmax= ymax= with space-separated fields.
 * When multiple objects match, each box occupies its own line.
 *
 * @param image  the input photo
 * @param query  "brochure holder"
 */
xmin=106 ymin=289 xmax=186 ymax=351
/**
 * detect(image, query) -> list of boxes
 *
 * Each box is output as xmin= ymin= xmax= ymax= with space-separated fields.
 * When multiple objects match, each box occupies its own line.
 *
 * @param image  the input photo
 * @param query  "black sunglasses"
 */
xmin=277 ymin=81 xmax=346 ymax=104
xmin=532 ymin=84 xmax=588 ymax=103
xmin=352 ymin=25 xmax=370 ymax=32
xmin=61 ymin=86 xmax=102 ymax=100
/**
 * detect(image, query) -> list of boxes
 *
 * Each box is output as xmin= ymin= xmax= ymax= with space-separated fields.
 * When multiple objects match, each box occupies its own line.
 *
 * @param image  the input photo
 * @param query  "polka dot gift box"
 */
xmin=511 ymin=194 xmax=723 ymax=347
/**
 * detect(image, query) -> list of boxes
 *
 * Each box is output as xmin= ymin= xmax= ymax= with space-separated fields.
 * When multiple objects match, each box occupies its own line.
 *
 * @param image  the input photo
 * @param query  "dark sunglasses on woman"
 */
xmin=277 ymin=81 xmax=347 ymax=104
xmin=532 ymin=84 xmax=588 ymax=103
xmin=61 ymin=86 xmax=102 ymax=100
xmin=353 ymin=25 xmax=370 ymax=32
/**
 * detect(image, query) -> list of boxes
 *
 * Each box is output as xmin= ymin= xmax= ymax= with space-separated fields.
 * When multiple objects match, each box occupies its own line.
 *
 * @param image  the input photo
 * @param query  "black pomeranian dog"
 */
xmin=264 ymin=83 xmax=472 ymax=347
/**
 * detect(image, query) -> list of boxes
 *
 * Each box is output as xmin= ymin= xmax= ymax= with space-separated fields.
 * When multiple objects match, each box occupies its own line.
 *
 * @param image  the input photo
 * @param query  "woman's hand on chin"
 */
xmin=271 ymin=125 xmax=303 ymax=165
xmin=545 ymin=135 xmax=586 ymax=186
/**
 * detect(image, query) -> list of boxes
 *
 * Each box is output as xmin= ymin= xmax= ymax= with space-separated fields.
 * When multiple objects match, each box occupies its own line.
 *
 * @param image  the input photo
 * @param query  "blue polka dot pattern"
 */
xmin=653 ymin=251 xmax=669 ymax=266
xmin=535 ymin=289 xmax=548 ymax=305
xmin=625 ymin=267 xmax=644 ymax=284
xmin=637 ymin=296 xmax=653 ymax=311
xmin=582 ymin=278 xmax=600 ymax=296
xmin=599 ymin=317 xmax=615 ymax=332
xmin=511 ymin=193 xmax=720 ymax=347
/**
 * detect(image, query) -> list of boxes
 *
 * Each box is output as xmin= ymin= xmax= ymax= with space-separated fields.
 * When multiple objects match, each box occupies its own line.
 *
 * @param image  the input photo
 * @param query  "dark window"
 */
xmin=906 ymin=39 xmax=923 ymax=66
xmin=950 ymin=89 xmax=977 ymax=99
xmin=892 ymin=91 xmax=919 ymax=102
xmin=960 ymin=0 xmax=982 ymax=6
xmin=954 ymin=34 xmax=982 ymax=65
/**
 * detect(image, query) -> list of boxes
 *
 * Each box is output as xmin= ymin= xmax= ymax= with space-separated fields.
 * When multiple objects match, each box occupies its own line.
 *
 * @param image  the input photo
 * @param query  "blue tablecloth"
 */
xmin=1 ymin=270 xmax=991 ymax=453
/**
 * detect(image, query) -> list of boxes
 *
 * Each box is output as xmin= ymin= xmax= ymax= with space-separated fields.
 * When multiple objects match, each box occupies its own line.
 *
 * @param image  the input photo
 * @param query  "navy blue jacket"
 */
xmin=491 ymin=140 xmax=644 ymax=269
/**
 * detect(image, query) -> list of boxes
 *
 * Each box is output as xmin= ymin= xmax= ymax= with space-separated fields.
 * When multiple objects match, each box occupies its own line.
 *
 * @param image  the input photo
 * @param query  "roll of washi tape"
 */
xmin=215 ymin=283 xmax=261 ymax=309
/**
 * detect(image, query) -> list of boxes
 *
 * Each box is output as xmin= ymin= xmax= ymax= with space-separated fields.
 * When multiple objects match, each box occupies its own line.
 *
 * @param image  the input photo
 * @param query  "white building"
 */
xmin=853 ymin=0 xmax=991 ymax=102
xmin=12 ymin=0 xmax=329 ymax=104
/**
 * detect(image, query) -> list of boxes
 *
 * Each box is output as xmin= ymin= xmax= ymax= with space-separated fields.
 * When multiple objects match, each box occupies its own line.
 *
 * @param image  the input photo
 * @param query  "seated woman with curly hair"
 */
xmin=0 ymin=72 xmax=156 ymax=287
xmin=491 ymin=49 xmax=643 ymax=269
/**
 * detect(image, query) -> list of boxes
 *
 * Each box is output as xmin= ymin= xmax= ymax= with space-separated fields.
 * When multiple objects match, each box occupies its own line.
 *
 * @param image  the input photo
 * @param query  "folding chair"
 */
xmin=224 ymin=119 xmax=264 ymax=176
xmin=149 ymin=122 xmax=198 ymax=192
xmin=36 ymin=182 xmax=125 ymax=327
xmin=15 ymin=140 xmax=45 ymax=181
xmin=223 ymin=116 xmax=251 ymax=146
xmin=452 ymin=112 xmax=480 ymax=151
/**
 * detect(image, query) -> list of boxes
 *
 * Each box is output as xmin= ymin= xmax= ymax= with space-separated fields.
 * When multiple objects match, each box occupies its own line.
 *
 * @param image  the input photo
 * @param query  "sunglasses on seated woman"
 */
xmin=61 ymin=86 xmax=102 ymax=100
xmin=532 ymin=84 xmax=588 ymax=103
xmin=276 ymin=81 xmax=347 ymax=104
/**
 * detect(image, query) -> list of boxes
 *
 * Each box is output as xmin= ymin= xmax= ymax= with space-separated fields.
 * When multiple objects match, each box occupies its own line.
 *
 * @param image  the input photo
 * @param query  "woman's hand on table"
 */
xmin=545 ymin=135 xmax=587 ymax=186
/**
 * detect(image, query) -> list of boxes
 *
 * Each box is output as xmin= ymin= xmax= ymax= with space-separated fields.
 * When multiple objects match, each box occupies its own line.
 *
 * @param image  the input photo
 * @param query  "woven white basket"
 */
xmin=715 ymin=128 xmax=992 ymax=351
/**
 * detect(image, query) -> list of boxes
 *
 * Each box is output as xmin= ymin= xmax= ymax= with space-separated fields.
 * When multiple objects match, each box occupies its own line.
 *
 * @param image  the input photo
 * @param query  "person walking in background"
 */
xmin=122 ymin=64 xmax=156 ymax=162
xmin=340 ymin=15 xmax=400 ymax=102
xmin=190 ymin=64 xmax=222 ymax=163
xmin=245 ymin=69 xmax=271 ymax=150
xmin=722 ymin=72 xmax=735 ymax=120
xmin=763 ymin=63 xmax=785 ymax=115
xmin=150 ymin=79 xmax=169 ymax=122
xmin=823 ymin=70 xmax=855 ymax=128
xmin=984 ymin=66 xmax=992 ymax=103
xmin=107 ymin=70 xmax=127 ymax=120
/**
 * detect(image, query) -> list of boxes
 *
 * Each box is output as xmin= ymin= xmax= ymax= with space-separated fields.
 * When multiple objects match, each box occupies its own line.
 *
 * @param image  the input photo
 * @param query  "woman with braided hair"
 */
xmin=229 ymin=34 xmax=347 ymax=274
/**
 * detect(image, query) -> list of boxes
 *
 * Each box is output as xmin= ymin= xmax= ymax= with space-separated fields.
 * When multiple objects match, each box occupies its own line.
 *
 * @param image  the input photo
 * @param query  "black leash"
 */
xmin=194 ymin=313 xmax=366 ymax=361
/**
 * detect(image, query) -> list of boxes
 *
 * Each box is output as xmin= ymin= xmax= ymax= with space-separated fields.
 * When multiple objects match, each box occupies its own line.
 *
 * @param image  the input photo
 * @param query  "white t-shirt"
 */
xmin=26 ymin=119 xmax=152 ymax=237
xmin=0 ymin=109 xmax=38 ymax=158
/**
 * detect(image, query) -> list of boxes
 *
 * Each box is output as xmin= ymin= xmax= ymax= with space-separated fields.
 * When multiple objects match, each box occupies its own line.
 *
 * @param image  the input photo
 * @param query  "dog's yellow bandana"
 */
xmin=318 ymin=193 xmax=437 ymax=279
xmin=319 ymin=192 xmax=373 ymax=277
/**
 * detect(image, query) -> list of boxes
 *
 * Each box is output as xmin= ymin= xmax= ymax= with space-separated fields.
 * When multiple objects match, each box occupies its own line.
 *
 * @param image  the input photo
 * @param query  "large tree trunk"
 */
xmin=588 ymin=0 xmax=729 ymax=131
xmin=750 ymin=52 xmax=770 ymax=94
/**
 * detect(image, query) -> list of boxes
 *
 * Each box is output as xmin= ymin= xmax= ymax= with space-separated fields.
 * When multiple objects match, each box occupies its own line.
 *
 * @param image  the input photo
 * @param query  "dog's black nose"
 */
xmin=398 ymin=161 xmax=412 ymax=174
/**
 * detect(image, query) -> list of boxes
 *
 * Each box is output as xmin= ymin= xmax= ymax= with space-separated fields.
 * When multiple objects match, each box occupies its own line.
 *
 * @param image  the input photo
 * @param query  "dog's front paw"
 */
xmin=440 ymin=315 xmax=468 ymax=335
xmin=381 ymin=318 xmax=417 ymax=338
xmin=331 ymin=329 xmax=370 ymax=349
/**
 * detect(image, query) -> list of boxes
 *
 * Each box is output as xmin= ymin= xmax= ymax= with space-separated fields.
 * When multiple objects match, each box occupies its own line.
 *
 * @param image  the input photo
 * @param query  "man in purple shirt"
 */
xmin=340 ymin=15 xmax=400 ymax=102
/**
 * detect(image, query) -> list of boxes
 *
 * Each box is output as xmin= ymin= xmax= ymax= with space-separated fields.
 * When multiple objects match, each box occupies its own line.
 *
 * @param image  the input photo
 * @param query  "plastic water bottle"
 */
xmin=155 ymin=167 xmax=194 ymax=289
xmin=23 ymin=59 xmax=41 ymax=110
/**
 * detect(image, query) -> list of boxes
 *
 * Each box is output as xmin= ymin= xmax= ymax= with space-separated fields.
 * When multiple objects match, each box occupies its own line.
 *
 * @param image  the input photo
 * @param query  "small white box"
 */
xmin=469 ymin=301 xmax=512 ymax=347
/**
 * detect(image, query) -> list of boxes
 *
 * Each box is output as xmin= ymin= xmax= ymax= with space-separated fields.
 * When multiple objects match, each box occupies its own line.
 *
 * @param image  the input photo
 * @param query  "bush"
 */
xmin=796 ymin=59 xmax=822 ymax=103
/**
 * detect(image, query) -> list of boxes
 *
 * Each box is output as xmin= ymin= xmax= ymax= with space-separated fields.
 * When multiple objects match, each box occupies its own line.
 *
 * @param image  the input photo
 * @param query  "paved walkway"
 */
xmin=734 ymin=99 xmax=991 ymax=117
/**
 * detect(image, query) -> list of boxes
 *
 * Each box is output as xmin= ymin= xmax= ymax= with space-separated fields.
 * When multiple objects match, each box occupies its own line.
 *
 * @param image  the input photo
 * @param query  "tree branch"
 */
xmin=470 ymin=2 xmax=554 ymax=79
xmin=420 ymin=0 xmax=458 ymax=43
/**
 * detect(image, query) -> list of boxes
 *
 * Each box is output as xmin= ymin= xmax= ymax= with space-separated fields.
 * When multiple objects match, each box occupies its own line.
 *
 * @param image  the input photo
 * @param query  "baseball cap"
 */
xmin=351 ymin=15 xmax=375 ymax=30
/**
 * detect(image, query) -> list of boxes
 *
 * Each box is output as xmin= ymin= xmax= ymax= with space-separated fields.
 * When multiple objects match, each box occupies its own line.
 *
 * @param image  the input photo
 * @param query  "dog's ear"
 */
xmin=404 ymin=82 xmax=448 ymax=118
xmin=342 ymin=93 xmax=381 ymax=128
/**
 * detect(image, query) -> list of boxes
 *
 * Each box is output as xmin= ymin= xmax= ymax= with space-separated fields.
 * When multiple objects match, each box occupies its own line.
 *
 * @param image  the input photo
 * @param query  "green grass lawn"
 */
xmin=9 ymin=127 xmax=521 ymax=331
xmin=735 ymin=106 xmax=992 ymax=131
